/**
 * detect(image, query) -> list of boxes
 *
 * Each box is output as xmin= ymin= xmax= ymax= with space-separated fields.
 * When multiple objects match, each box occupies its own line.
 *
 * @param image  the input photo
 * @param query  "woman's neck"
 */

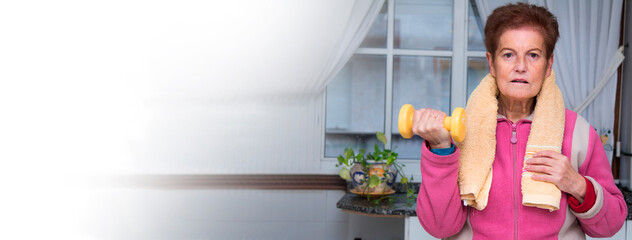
xmin=498 ymin=95 xmax=535 ymax=123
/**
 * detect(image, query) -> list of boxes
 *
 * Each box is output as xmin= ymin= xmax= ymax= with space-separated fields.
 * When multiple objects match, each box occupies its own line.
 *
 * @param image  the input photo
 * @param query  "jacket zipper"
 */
xmin=511 ymin=123 xmax=518 ymax=240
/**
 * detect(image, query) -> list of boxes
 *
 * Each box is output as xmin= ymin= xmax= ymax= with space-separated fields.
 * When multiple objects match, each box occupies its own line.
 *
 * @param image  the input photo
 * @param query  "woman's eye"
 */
xmin=503 ymin=53 xmax=513 ymax=58
xmin=529 ymin=53 xmax=539 ymax=58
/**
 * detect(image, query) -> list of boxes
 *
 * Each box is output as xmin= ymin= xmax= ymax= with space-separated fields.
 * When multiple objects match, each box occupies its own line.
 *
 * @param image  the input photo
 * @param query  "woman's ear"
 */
xmin=486 ymin=52 xmax=496 ymax=77
xmin=545 ymin=54 xmax=554 ymax=77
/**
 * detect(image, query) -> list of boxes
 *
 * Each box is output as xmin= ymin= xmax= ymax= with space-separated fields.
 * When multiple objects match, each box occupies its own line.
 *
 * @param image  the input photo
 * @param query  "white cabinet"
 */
xmin=407 ymin=217 xmax=630 ymax=240
xmin=405 ymin=216 xmax=439 ymax=240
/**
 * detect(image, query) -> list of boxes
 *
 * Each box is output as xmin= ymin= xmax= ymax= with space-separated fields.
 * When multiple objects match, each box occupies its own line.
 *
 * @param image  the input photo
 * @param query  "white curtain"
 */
xmin=206 ymin=0 xmax=384 ymax=102
xmin=547 ymin=0 xmax=624 ymax=165
xmin=203 ymin=0 xmax=384 ymax=102
xmin=473 ymin=0 xmax=624 ymax=164
xmin=311 ymin=0 xmax=386 ymax=94
xmin=473 ymin=0 xmax=513 ymax=23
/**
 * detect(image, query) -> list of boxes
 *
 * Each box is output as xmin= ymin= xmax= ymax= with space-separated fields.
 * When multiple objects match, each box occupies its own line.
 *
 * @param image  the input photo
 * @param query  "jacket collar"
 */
xmin=497 ymin=113 xmax=533 ymax=124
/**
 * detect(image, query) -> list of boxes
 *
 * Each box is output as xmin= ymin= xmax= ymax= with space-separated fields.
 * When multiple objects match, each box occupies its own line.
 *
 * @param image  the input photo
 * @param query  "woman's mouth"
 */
xmin=511 ymin=79 xmax=528 ymax=84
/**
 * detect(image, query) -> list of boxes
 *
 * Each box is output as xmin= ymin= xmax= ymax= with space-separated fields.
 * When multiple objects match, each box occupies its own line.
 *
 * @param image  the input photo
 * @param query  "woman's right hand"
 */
xmin=412 ymin=108 xmax=452 ymax=149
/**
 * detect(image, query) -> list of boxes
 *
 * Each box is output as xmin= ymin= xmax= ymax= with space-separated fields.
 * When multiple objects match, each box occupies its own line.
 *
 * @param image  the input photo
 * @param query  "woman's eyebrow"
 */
xmin=499 ymin=47 xmax=543 ymax=53
xmin=527 ymin=48 xmax=543 ymax=52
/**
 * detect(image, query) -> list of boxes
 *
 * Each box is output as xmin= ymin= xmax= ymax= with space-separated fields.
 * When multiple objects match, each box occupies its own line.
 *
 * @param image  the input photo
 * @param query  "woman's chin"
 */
xmin=501 ymin=92 xmax=537 ymax=102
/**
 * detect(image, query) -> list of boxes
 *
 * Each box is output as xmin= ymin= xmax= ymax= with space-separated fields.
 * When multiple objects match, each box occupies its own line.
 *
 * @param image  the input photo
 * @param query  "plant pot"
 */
xmin=349 ymin=162 xmax=397 ymax=195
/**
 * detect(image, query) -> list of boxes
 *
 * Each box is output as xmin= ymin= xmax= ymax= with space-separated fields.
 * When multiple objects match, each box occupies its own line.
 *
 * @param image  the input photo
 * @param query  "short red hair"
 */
xmin=484 ymin=3 xmax=559 ymax=60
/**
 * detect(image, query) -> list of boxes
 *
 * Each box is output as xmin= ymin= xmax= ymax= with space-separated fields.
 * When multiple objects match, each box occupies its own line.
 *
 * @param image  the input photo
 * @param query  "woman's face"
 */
xmin=487 ymin=28 xmax=553 ymax=102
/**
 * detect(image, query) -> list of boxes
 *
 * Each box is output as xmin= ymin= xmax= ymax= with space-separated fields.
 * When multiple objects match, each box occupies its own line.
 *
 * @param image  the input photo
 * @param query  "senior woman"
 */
xmin=413 ymin=3 xmax=627 ymax=239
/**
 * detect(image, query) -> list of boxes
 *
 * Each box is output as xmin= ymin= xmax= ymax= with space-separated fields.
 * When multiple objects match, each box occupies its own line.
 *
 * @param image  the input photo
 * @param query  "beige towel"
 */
xmin=457 ymin=70 xmax=564 ymax=211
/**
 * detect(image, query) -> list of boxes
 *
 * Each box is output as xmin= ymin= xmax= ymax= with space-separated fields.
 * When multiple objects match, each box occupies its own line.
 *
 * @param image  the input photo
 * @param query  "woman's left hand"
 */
xmin=524 ymin=150 xmax=587 ymax=202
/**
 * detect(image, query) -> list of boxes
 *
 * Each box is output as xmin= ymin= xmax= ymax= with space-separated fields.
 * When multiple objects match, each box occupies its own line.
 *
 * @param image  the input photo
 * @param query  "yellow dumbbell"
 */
xmin=397 ymin=104 xmax=467 ymax=142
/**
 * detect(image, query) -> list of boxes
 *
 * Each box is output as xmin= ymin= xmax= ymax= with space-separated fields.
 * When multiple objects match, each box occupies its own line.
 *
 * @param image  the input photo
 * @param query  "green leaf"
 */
xmin=337 ymin=156 xmax=345 ymax=165
xmin=374 ymin=144 xmax=380 ymax=154
xmin=376 ymin=132 xmax=387 ymax=145
xmin=387 ymin=155 xmax=395 ymax=165
xmin=401 ymin=177 xmax=408 ymax=184
xmin=369 ymin=175 xmax=380 ymax=188
xmin=356 ymin=153 xmax=364 ymax=162
xmin=339 ymin=168 xmax=350 ymax=180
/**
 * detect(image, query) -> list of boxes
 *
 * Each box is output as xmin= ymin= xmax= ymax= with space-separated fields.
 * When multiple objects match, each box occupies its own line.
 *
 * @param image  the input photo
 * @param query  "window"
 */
xmin=467 ymin=0 xmax=489 ymax=100
xmin=325 ymin=0 xmax=489 ymax=161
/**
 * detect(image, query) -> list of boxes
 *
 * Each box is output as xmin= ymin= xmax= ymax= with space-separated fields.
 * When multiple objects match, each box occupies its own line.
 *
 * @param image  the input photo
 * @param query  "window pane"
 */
xmin=395 ymin=0 xmax=453 ymax=50
xmin=359 ymin=2 xmax=388 ymax=48
xmin=468 ymin=0 xmax=486 ymax=51
xmin=325 ymin=55 xmax=386 ymax=158
xmin=392 ymin=56 xmax=451 ymax=159
xmin=466 ymin=57 xmax=490 ymax=101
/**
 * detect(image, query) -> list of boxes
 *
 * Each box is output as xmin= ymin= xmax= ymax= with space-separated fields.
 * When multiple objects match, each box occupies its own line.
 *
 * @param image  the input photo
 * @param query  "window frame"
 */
xmin=320 ymin=0 xmax=487 ymax=175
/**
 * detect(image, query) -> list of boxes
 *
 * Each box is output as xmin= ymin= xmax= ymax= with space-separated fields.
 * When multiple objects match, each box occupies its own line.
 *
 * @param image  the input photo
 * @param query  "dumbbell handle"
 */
xmin=398 ymin=104 xmax=467 ymax=142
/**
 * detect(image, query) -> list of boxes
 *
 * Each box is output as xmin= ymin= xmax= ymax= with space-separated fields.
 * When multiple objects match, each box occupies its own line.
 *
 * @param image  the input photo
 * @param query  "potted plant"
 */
xmin=336 ymin=132 xmax=413 ymax=202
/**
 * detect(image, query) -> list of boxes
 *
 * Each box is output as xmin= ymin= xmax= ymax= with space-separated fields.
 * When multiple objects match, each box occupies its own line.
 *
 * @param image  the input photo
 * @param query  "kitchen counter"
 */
xmin=336 ymin=183 xmax=417 ymax=217
xmin=337 ymin=183 xmax=632 ymax=220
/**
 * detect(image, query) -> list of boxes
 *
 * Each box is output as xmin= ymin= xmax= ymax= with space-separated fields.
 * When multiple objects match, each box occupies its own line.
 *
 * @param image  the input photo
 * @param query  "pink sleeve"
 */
xmin=575 ymin=127 xmax=628 ymax=237
xmin=416 ymin=141 xmax=467 ymax=238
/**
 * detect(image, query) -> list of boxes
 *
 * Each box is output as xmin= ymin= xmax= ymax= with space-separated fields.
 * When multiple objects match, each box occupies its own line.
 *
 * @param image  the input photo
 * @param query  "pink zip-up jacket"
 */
xmin=416 ymin=109 xmax=627 ymax=239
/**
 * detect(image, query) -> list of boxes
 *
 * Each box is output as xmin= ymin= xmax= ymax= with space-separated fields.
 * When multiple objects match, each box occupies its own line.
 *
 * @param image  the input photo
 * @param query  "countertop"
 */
xmin=336 ymin=183 xmax=418 ymax=217
xmin=337 ymin=183 xmax=632 ymax=220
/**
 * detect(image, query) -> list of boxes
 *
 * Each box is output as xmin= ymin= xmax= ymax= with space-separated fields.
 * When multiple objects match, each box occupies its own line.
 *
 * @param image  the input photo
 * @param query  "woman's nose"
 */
xmin=514 ymin=57 xmax=527 ymax=72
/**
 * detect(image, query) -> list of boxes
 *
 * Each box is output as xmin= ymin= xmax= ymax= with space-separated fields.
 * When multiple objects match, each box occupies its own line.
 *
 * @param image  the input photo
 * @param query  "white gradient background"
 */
xmin=0 ymin=0 xmax=359 ymax=239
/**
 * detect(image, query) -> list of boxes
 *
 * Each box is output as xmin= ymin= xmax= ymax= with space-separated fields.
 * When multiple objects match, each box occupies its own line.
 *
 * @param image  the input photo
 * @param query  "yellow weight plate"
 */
xmin=451 ymin=108 xmax=467 ymax=142
xmin=398 ymin=104 xmax=415 ymax=139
